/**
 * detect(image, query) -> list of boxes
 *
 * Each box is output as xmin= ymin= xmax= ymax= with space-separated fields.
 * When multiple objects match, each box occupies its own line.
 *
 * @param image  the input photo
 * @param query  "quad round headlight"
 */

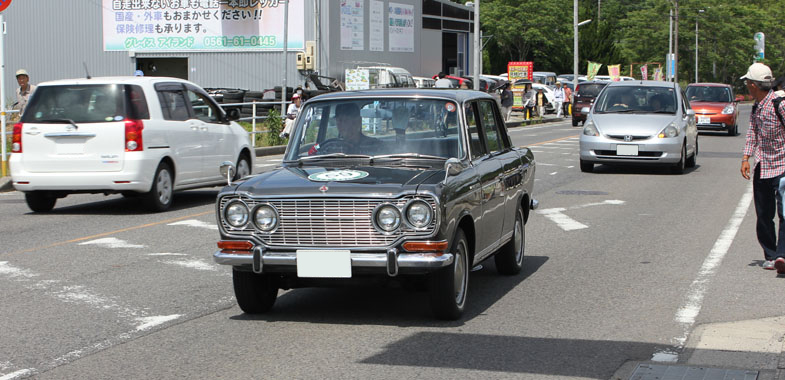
xmin=375 ymin=204 xmax=402 ymax=232
xmin=405 ymin=200 xmax=433 ymax=229
xmin=253 ymin=204 xmax=279 ymax=232
xmin=224 ymin=201 xmax=250 ymax=228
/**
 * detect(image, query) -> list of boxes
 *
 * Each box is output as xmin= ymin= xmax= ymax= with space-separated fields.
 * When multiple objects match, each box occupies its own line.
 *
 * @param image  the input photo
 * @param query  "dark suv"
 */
xmin=572 ymin=81 xmax=609 ymax=126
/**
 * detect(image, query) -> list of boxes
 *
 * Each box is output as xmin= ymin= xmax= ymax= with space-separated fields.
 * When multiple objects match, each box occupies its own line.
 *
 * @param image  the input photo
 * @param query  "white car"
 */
xmin=412 ymin=76 xmax=435 ymax=88
xmin=10 ymin=76 xmax=255 ymax=212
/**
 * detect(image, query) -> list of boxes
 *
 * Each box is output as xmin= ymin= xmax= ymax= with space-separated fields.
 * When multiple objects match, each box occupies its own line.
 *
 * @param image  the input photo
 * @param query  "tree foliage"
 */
xmin=476 ymin=0 xmax=784 ymax=87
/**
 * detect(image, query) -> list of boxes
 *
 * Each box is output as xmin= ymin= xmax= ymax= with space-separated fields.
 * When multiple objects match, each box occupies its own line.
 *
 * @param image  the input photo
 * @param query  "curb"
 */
xmin=0 ymin=176 xmax=12 ymax=193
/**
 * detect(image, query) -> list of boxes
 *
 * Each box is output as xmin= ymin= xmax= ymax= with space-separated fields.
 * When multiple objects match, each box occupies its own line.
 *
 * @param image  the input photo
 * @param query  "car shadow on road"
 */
xmin=229 ymin=255 xmax=549 ymax=327
xmin=589 ymin=164 xmax=699 ymax=175
xmin=26 ymin=189 xmax=220 ymax=215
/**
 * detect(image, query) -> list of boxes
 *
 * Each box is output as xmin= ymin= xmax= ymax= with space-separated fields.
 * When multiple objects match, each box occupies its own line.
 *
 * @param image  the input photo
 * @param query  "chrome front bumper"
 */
xmin=214 ymin=248 xmax=454 ymax=277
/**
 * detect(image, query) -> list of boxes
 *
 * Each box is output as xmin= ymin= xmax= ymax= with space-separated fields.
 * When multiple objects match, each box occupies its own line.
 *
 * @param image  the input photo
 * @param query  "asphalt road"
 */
xmin=2 ymin=104 xmax=782 ymax=380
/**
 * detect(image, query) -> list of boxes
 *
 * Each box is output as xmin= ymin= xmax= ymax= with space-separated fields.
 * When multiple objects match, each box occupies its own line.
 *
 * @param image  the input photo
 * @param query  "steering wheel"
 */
xmin=316 ymin=138 xmax=349 ymax=154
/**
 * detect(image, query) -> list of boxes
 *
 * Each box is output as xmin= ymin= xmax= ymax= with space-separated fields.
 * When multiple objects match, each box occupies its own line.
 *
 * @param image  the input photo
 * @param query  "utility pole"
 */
xmin=668 ymin=8 xmax=673 ymax=81
xmin=674 ymin=0 xmax=679 ymax=83
xmin=473 ymin=0 xmax=480 ymax=90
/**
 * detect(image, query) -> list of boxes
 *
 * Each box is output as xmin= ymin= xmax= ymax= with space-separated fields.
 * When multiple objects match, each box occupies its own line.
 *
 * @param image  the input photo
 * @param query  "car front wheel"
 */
xmin=580 ymin=160 xmax=593 ymax=173
xmin=671 ymin=144 xmax=686 ymax=174
xmin=234 ymin=154 xmax=251 ymax=180
xmin=145 ymin=162 xmax=173 ymax=211
xmin=429 ymin=228 xmax=469 ymax=320
xmin=233 ymin=268 xmax=278 ymax=314
xmin=25 ymin=191 xmax=56 ymax=212
xmin=495 ymin=205 xmax=525 ymax=275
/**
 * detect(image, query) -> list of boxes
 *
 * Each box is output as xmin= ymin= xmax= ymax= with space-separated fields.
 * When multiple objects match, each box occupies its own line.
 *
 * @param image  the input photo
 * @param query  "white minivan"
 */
xmin=10 ymin=76 xmax=254 ymax=212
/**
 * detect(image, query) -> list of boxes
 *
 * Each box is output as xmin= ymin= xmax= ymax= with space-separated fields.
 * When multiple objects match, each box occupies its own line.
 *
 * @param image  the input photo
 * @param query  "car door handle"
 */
xmin=200 ymin=127 xmax=208 ymax=131
xmin=190 ymin=126 xmax=199 ymax=130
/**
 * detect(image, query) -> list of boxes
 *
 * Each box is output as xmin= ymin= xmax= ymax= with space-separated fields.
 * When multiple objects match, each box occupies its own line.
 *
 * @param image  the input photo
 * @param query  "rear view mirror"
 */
xmin=225 ymin=108 xmax=240 ymax=121
xmin=444 ymin=157 xmax=463 ymax=181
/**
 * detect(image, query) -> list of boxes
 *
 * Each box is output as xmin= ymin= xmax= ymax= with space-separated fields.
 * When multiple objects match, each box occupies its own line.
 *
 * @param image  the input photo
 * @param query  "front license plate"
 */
xmin=698 ymin=116 xmax=711 ymax=125
xmin=616 ymin=144 xmax=638 ymax=156
xmin=296 ymin=250 xmax=351 ymax=278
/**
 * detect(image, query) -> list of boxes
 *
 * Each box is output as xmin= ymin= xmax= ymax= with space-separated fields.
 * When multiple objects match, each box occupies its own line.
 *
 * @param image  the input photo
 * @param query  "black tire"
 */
xmin=671 ymin=144 xmax=686 ymax=174
xmin=24 ymin=191 xmax=56 ymax=212
xmin=121 ymin=191 xmax=141 ymax=198
xmin=234 ymin=154 xmax=252 ymax=180
xmin=728 ymin=124 xmax=738 ymax=136
xmin=233 ymin=268 xmax=278 ymax=313
xmin=686 ymin=138 xmax=697 ymax=168
xmin=429 ymin=229 xmax=469 ymax=320
xmin=145 ymin=162 xmax=174 ymax=212
xmin=580 ymin=160 xmax=593 ymax=173
xmin=572 ymin=119 xmax=579 ymax=127
xmin=495 ymin=205 xmax=525 ymax=275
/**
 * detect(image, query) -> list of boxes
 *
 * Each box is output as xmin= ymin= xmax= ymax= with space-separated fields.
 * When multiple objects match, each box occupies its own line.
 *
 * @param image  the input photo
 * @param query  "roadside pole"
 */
xmin=1 ymin=13 xmax=6 ymax=177
xmin=281 ymin=1 xmax=288 ymax=119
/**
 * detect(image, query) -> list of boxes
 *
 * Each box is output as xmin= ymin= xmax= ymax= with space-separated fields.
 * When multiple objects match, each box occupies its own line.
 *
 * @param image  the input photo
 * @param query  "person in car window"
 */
xmin=335 ymin=103 xmax=378 ymax=148
xmin=611 ymin=92 xmax=635 ymax=109
xmin=740 ymin=63 xmax=785 ymax=273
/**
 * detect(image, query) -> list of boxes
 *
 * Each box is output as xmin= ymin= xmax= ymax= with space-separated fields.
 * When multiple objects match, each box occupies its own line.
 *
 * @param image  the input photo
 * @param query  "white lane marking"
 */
xmin=652 ymin=183 xmax=753 ymax=362
xmin=78 ymin=237 xmax=144 ymax=249
xmin=536 ymin=200 xmax=626 ymax=231
xmin=255 ymin=163 xmax=276 ymax=168
xmin=147 ymin=252 xmax=188 ymax=256
xmin=163 ymin=259 xmax=217 ymax=271
xmin=567 ymin=166 xmax=575 ymax=169
xmin=135 ymin=314 xmax=182 ymax=331
xmin=265 ymin=159 xmax=281 ymax=162
xmin=0 ymin=369 xmax=35 ymax=380
xmin=536 ymin=208 xmax=588 ymax=231
xmin=549 ymin=172 xmax=558 ymax=176
xmin=0 ymin=261 xmax=37 ymax=279
xmin=167 ymin=219 xmax=218 ymax=230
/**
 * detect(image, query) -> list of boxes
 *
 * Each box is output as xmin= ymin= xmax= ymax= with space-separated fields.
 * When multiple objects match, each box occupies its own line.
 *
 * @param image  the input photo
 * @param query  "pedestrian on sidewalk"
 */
xmin=535 ymin=88 xmax=546 ymax=118
xmin=280 ymin=93 xmax=302 ymax=139
xmin=563 ymin=84 xmax=572 ymax=117
xmin=14 ymin=69 xmax=36 ymax=118
xmin=500 ymin=82 xmax=513 ymax=121
xmin=553 ymin=82 xmax=565 ymax=118
xmin=522 ymin=83 xmax=535 ymax=120
xmin=739 ymin=62 xmax=785 ymax=273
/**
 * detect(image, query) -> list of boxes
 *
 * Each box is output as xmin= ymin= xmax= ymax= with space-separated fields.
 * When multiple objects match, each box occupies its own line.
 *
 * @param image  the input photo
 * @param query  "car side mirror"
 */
xmin=225 ymin=108 xmax=240 ymax=121
xmin=686 ymin=109 xmax=696 ymax=117
xmin=581 ymin=107 xmax=590 ymax=114
xmin=220 ymin=161 xmax=235 ymax=185
xmin=445 ymin=157 xmax=463 ymax=180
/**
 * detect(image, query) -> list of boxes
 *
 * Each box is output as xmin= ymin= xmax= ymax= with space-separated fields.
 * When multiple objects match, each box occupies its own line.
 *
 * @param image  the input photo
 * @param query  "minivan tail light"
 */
xmin=124 ymin=119 xmax=144 ymax=151
xmin=11 ymin=123 xmax=22 ymax=153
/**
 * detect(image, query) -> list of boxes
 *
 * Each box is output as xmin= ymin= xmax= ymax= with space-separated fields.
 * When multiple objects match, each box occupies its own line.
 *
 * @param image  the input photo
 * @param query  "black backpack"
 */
xmin=772 ymin=95 xmax=785 ymax=127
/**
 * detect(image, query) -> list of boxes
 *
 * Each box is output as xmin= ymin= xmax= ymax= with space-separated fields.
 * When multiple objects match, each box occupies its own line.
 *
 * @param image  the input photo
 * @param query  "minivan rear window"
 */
xmin=22 ymin=84 xmax=149 ymax=123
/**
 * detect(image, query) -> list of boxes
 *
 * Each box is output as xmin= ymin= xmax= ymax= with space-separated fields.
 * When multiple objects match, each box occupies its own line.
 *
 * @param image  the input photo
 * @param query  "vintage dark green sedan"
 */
xmin=213 ymin=89 xmax=537 ymax=320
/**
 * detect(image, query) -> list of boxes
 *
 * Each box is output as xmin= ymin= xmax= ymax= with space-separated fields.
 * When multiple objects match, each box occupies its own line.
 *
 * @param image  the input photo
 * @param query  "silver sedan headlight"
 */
xmin=583 ymin=120 xmax=599 ymax=136
xmin=224 ymin=201 xmax=250 ymax=228
xmin=405 ymin=200 xmax=433 ymax=229
xmin=253 ymin=204 xmax=279 ymax=232
xmin=658 ymin=123 xmax=680 ymax=138
xmin=374 ymin=204 xmax=402 ymax=232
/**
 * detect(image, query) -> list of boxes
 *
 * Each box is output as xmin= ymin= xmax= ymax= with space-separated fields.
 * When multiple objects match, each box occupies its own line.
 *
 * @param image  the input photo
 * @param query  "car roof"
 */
xmin=36 ymin=76 xmax=194 ymax=87
xmin=305 ymin=88 xmax=493 ymax=103
xmin=687 ymin=83 xmax=731 ymax=88
xmin=605 ymin=80 xmax=677 ymax=88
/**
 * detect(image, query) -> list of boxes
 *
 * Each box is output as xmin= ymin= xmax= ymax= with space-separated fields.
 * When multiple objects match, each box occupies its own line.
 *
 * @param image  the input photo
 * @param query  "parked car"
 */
xmin=413 ymin=76 xmax=435 ymax=88
xmin=515 ymin=81 xmax=556 ymax=113
xmin=10 ymin=76 xmax=255 ymax=212
xmin=355 ymin=66 xmax=416 ymax=88
xmin=533 ymin=71 xmax=558 ymax=86
xmin=212 ymin=89 xmax=538 ymax=320
xmin=579 ymin=80 xmax=698 ymax=174
xmin=685 ymin=83 xmax=739 ymax=136
xmin=571 ymin=81 xmax=610 ymax=126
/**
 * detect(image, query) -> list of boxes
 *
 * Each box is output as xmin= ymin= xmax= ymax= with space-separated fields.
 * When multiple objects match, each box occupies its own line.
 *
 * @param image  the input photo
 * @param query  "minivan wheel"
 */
xmin=429 ymin=228 xmax=469 ymax=320
xmin=25 ymin=191 xmax=56 ymax=212
xmin=145 ymin=162 xmax=173 ymax=211
xmin=234 ymin=155 xmax=251 ymax=180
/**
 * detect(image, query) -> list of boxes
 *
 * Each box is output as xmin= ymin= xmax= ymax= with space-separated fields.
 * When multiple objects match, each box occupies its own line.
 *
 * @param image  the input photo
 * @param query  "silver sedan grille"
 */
xmin=219 ymin=196 xmax=437 ymax=247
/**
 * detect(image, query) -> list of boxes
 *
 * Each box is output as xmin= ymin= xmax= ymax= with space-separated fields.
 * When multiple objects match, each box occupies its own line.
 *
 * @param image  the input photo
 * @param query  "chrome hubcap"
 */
xmin=157 ymin=170 xmax=172 ymax=205
xmin=237 ymin=159 xmax=250 ymax=178
xmin=514 ymin=216 xmax=524 ymax=265
xmin=453 ymin=240 xmax=467 ymax=306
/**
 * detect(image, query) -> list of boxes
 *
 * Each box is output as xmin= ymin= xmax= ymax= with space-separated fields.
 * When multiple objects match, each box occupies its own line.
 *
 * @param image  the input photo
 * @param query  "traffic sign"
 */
xmin=755 ymin=32 xmax=765 ymax=61
xmin=0 ymin=0 xmax=12 ymax=13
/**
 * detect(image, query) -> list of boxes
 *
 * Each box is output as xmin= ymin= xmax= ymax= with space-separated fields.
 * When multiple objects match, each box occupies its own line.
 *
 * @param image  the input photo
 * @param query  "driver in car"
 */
xmin=334 ymin=103 xmax=379 ymax=151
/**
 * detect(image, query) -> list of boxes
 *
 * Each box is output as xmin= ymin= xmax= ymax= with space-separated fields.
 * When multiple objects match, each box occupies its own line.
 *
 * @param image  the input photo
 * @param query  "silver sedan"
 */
xmin=579 ymin=81 xmax=698 ymax=174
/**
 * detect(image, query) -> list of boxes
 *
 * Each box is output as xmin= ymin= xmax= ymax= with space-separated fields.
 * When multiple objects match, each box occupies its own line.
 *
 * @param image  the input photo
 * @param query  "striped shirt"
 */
xmin=743 ymin=90 xmax=785 ymax=179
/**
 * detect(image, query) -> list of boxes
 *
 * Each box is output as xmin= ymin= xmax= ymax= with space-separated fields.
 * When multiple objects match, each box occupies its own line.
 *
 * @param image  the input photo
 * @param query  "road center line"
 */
xmin=654 ymin=183 xmax=753 ymax=362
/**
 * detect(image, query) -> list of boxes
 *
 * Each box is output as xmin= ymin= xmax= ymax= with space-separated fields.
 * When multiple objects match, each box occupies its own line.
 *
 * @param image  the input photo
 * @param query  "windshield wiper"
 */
xmin=298 ymin=153 xmax=372 ymax=161
xmin=38 ymin=119 xmax=79 ymax=129
xmin=371 ymin=153 xmax=447 ymax=160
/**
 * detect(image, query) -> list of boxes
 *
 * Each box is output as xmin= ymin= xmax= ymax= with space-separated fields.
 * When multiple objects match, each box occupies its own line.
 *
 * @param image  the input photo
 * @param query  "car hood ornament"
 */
xmin=319 ymin=185 xmax=329 ymax=193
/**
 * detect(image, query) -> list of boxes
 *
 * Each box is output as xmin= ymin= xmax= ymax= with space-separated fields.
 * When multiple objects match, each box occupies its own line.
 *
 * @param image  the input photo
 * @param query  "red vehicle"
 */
xmin=685 ymin=83 xmax=739 ymax=136
xmin=431 ymin=74 xmax=472 ymax=89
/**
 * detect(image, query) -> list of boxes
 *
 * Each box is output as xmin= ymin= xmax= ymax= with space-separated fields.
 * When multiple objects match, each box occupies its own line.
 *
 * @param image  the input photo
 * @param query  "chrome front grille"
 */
xmin=219 ymin=196 xmax=438 ymax=248
xmin=606 ymin=134 xmax=651 ymax=141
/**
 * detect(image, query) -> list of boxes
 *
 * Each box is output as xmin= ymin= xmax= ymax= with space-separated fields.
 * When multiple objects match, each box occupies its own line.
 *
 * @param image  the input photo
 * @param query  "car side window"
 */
xmin=186 ymin=89 xmax=220 ymax=123
xmin=157 ymin=90 xmax=190 ymax=121
xmin=478 ymin=100 xmax=502 ymax=153
xmin=464 ymin=102 xmax=486 ymax=160
xmin=126 ymin=85 xmax=150 ymax=120
xmin=680 ymin=90 xmax=690 ymax=112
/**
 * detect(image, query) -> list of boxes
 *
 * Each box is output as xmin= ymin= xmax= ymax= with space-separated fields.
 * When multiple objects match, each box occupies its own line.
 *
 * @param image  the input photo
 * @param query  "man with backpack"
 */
xmin=740 ymin=62 xmax=785 ymax=273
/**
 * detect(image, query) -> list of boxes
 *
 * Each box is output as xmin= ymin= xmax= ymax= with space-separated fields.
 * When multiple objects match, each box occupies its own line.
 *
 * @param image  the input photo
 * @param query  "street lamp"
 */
xmin=573 ymin=0 xmax=591 ymax=102
xmin=695 ymin=9 xmax=704 ymax=83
